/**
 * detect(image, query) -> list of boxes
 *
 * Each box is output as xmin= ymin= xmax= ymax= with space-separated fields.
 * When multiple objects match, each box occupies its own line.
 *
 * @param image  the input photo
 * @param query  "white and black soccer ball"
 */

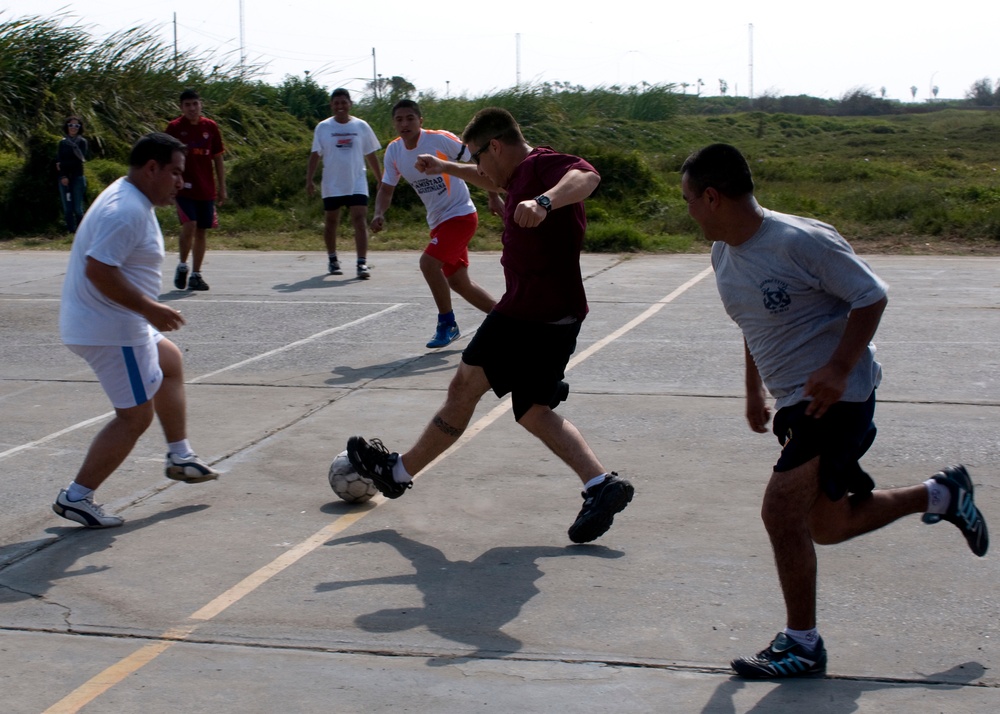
xmin=328 ymin=450 xmax=377 ymax=503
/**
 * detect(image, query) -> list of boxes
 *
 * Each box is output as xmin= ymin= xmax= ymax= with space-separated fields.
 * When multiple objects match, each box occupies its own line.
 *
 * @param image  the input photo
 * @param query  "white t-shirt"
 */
xmin=712 ymin=209 xmax=887 ymax=410
xmin=60 ymin=177 xmax=164 ymax=346
xmin=382 ymin=129 xmax=475 ymax=229
xmin=311 ymin=116 xmax=381 ymax=198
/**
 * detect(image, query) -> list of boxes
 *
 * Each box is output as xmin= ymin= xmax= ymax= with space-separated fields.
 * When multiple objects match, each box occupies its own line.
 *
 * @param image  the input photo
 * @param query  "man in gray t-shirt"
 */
xmin=681 ymin=143 xmax=988 ymax=680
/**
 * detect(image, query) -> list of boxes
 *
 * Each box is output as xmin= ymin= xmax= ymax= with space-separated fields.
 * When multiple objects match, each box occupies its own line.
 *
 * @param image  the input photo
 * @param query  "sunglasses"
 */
xmin=67 ymin=123 xmax=82 ymax=128
xmin=470 ymin=135 xmax=503 ymax=165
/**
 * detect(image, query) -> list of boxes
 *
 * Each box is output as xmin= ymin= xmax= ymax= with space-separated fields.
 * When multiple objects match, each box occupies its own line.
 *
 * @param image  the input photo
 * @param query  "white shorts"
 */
xmin=67 ymin=333 xmax=164 ymax=409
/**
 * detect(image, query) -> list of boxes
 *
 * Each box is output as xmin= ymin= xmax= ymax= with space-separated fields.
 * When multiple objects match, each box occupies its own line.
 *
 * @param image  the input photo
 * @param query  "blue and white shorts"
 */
xmin=67 ymin=333 xmax=164 ymax=409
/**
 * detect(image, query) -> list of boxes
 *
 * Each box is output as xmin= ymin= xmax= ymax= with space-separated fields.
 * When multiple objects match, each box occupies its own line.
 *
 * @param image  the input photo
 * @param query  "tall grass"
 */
xmin=3 ymin=12 xmax=1000 ymax=249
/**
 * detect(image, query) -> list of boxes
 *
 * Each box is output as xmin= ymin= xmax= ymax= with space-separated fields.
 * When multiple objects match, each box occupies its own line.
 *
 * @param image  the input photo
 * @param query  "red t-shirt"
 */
xmin=165 ymin=116 xmax=224 ymax=200
xmin=494 ymin=147 xmax=598 ymax=323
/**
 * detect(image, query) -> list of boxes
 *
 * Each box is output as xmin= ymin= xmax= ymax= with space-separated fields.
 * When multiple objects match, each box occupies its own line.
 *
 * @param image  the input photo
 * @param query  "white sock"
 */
xmin=784 ymin=627 xmax=820 ymax=650
xmin=925 ymin=478 xmax=950 ymax=514
xmin=168 ymin=439 xmax=194 ymax=458
xmin=392 ymin=457 xmax=412 ymax=483
xmin=66 ymin=482 xmax=94 ymax=502
xmin=178 ymin=261 xmax=188 ymax=269
xmin=584 ymin=473 xmax=607 ymax=491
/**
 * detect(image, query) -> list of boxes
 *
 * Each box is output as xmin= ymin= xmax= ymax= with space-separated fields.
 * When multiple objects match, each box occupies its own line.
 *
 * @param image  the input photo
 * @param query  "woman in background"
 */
xmin=56 ymin=115 xmax=89 ymax=232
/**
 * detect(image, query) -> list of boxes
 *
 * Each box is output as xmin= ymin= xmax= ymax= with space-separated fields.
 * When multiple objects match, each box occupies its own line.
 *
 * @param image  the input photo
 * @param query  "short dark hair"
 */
xmin=462 ymin=107 xmax=524 ymax=149
xmin=179 ymin=88 xmax=200 ymax=103
xmin=63 ymin=115 xmax=84 ymax=135
xmin=129 ymin=132 xmax=187 ymax=168
xmin=330 ymin=88 xmax=351 ymax=102
xmin=391 ymin=99 xmax=421 ymax=118
xmin=681 ymin=143 xmax=754 ymax=198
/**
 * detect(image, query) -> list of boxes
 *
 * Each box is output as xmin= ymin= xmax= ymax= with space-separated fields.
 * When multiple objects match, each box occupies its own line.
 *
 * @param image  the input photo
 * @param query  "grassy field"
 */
xmin=4 ymin=108 xmax=1000 ymax=255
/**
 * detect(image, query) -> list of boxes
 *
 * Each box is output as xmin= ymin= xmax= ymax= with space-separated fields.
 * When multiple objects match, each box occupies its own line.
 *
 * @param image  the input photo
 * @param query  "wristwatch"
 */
xmin=534 ymin=194 xmax=552 ymax=212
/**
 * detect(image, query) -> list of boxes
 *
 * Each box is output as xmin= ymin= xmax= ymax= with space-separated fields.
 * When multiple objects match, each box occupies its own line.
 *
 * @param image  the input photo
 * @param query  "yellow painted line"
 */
xmin=42 ymin=625 xmax=198 ymax=714
xmin=40 ymin=265 xmax=712 ymax=712
xmin=190 ymin=509 xmax=374 ymax=620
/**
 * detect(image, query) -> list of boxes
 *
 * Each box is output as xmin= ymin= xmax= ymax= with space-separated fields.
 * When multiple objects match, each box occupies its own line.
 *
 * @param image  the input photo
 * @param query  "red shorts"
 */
xmin=426 ymin=212 xmax=478 ymax=277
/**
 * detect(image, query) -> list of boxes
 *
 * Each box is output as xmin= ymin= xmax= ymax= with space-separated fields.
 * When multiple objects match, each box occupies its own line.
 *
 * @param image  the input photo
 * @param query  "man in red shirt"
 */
xmin=348 ymin=107 xmax=634 ymax=545
xmin=165 ymin=89 xmax=227 ymax=291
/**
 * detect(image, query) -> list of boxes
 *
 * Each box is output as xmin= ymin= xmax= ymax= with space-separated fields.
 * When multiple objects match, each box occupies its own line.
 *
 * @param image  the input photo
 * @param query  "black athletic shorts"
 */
xmin=323 ymin=194 xmax=368 ymax=211
xmin=462 ymin=311 xmax=579 ymax=422
xmin=175 ymin=197 xmax=217 ymax=229
xmin=772 ymin=390 xmax=878 ymax=501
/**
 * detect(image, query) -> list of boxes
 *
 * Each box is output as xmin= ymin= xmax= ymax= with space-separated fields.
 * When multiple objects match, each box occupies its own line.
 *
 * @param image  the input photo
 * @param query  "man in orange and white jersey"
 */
xmin=371 ymin=99 xmax=498 ymax=348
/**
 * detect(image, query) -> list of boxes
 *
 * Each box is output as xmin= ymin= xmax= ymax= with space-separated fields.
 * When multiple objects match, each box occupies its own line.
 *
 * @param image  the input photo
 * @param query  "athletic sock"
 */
xmin=392 ymin=457 xmax=413 ymax=484
xmin=584 ymin=473 xmax=607 ymax=491
xmin=177 ymin=261 xmax=188 ymax=269
xmin=328 ymin=253 xmax=338 ymax=260
xmin=357 ymin=257 xmax=367 ymax=265
xmin=66 ymin=482 xmax=94 ymax=502
xmin=925 ymin=478 xmax=950 ymax=514
xmin=168 ymin=439 xmax=194 ymax=459
xmin=438 ymin=310 xmax=456 ymax=326
xmin=784 ymin=627 xmax=820 ymax=650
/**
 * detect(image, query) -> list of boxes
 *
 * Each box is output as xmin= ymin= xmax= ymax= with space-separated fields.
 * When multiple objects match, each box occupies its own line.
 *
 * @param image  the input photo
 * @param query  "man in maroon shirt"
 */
xmin=348 ymin=107 xmax=634 ymax=544
xmin=165 ymin=89 xmax=227 ymax=291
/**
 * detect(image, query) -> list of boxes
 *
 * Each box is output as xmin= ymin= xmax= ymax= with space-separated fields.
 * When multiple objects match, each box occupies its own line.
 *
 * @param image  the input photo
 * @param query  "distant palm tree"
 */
xmin=910 ymin=85 xmax=918 ymax=99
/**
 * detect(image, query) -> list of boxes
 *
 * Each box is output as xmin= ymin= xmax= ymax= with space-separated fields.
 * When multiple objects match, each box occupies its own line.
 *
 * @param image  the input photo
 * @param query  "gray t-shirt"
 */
xmin=711 ymin=209 xmax=888 ymax=410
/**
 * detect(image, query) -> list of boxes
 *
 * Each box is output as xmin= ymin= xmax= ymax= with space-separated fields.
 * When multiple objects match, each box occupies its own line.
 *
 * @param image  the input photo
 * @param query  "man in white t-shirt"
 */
xmin=306 ymin=88 xmax=382 ymax=279
xmin=54 ymin=133 xmax=220 ymax=529
xmin=371 ymin=100 xmax=498 ymax=348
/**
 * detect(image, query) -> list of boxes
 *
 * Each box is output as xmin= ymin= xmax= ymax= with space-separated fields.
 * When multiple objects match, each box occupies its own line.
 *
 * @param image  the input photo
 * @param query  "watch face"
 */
xmin=536 ymin=195 xmax=551 ymax=209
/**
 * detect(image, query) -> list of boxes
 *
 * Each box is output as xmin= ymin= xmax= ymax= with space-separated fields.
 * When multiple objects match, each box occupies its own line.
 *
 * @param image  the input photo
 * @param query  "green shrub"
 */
xmin=584 ymin=221 xmax=647 ymax=252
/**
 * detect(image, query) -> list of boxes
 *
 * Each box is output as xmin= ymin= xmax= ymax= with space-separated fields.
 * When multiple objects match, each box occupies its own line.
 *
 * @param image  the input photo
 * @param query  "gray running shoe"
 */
xmin=165 ymin=453 xmax=220 ymax=483
xmin=53 ymin=489 xmax=124 ymax=528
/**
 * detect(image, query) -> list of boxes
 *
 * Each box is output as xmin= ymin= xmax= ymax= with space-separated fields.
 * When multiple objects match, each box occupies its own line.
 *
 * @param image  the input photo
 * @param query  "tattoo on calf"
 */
xmin=434 ymin=416 xmax=464 ymax=438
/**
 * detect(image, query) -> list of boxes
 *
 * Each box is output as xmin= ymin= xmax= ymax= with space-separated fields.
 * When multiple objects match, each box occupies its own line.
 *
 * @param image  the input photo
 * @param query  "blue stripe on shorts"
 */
xmin=121 ymin=346 xmax=148 ymax=405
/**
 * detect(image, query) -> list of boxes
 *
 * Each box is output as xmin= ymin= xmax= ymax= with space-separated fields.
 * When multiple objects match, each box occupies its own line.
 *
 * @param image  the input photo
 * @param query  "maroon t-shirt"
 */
xmin=494 ymin=147 xmax=598 ymax=323
xmin=165 ymin=116 xmax=224 ymax=200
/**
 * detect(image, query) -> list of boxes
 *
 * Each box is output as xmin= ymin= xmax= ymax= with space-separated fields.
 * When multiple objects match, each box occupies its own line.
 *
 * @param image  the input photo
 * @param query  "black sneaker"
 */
xmin=328 ymin=258 xmax=342 ymax=275
xmin=922 ymin=465 xmax=989 ymax=557
xmin=731 ymin=632 xmax=827 ymax=679
xmin=346 ymin=436 xmax=411 ymax=499
xmin=567 ymin=472 xmax=634 ymax=543
xmin=173 ymin=264 xmax=189 ymax=290
xmin=188 ymin=273 xmax=210 ymax=291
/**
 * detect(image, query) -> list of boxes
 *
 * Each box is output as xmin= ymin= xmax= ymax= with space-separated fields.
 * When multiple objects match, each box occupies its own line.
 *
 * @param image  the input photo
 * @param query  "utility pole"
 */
xmin=748 ymin=23 xmax=754 ymax=107
xmin=238 ymin=0 xmax=246 ymax=78
xmin=173 ymin=13 xmax=178 ymax=74
xmin=372 ymin=48 xmax=377 ymax=98
xmin=516 ymin=33 xmax=521 ymax=88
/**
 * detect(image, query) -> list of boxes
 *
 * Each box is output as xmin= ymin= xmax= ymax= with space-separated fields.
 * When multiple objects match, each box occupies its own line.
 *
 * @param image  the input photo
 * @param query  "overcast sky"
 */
xmin=5 ymin=2 xmax=994 ymax=101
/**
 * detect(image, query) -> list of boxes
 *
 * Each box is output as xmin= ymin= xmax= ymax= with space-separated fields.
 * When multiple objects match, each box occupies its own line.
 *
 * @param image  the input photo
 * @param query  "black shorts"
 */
xmin=175 ymin=197 xmax=217 ymax=229
xmin=323 ymin=194 xmax=368 ymax=211
xmin=462 ymin=311 xmax=579 ymax=422
xmin=773 ymin=391 xmax=878 ymax=501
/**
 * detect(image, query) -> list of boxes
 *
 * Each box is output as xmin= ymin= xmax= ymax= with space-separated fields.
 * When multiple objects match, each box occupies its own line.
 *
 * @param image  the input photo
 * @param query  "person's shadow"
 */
xmin=324 ymin=351 xmax=459 ymax=387
xmin=0 ymin=505 xmax=210 ymax=605
xmin=700 ymin=661 xmax=987 ymax=713
xmin=273 ymin=274 xmax=359 ymax=293
xmin=318 ymin=529 xmax=624 ymax=665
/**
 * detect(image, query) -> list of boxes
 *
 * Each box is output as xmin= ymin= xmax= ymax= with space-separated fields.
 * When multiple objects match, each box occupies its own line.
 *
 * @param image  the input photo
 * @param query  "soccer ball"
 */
xmin=328 ymin=450 xmax=377 ymax=503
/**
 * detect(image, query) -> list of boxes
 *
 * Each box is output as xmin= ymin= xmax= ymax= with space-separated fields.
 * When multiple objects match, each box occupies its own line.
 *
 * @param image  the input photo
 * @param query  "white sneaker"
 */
xmin=52 ymin=489 xmax=124 ymax=528
xmin=165 ymin=453 xmax=220 ymax=483
xmin=356 ymin=263 xmax=371 ymax=280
